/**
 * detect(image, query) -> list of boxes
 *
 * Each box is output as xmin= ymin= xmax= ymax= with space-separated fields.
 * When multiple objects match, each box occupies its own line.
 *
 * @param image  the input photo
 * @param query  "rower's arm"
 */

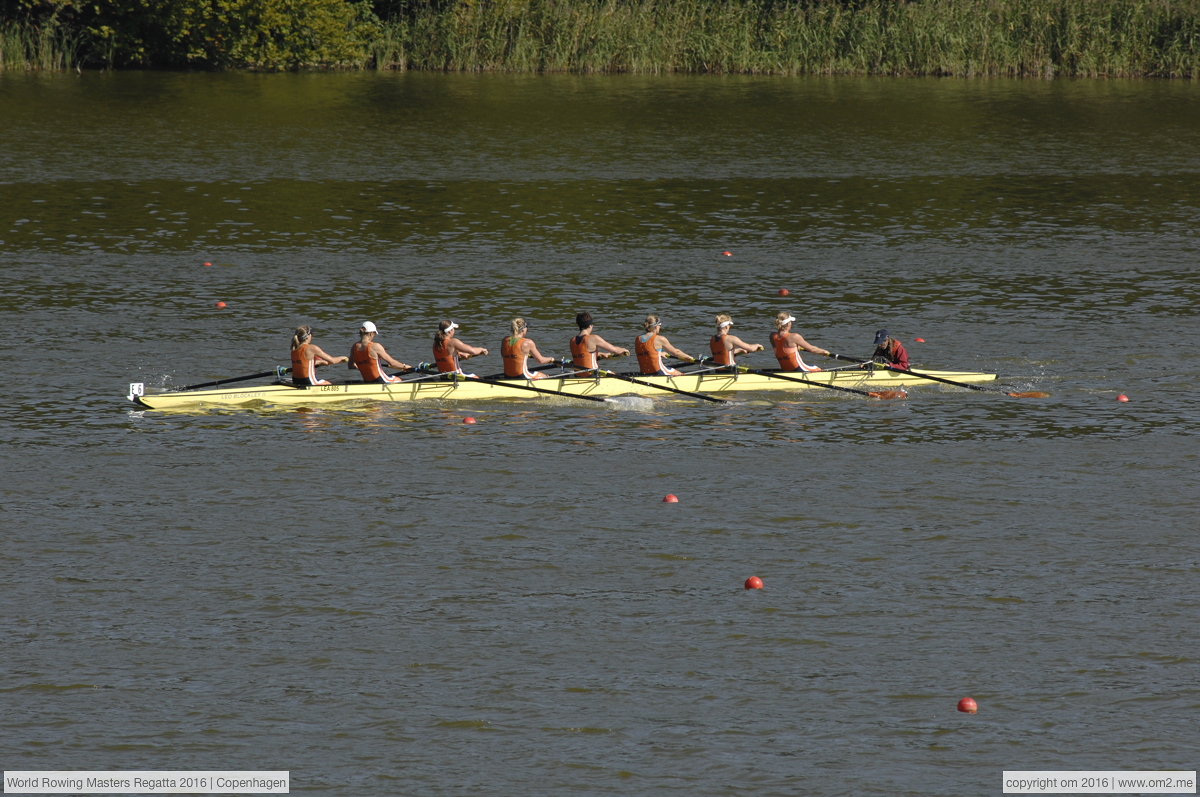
xmin=658 ymin=336 xmax=693 ymax=362
xmin=592 ymin=336 xmax=630 ymax=357
xmin=374 ymin=344 xmax=411 ymax=371
xmin=311 ymin=345 xmax=349 ymax=365
xmin=452 ymin=339 xmax=488 ymax=358
xmin=523 ymin=339 xmax=554 ymax=365
xmin=791 ymin=333 xmax=830 ymax=357
xmin=726 ymin=334 xmax=763 ymax=353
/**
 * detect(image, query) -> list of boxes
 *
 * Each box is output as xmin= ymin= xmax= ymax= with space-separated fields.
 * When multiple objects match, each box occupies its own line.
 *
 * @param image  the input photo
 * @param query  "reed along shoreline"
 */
xmin=3 ymin=0 xmax=1200 ymax=76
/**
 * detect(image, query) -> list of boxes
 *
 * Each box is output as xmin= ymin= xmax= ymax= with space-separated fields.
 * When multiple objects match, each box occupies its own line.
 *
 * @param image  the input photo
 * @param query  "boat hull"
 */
xmin=132 ymin=368 xmax=998 ymax=409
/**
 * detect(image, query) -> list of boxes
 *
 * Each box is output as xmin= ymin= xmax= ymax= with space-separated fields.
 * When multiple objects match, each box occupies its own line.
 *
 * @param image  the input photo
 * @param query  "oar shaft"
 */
xmin=747 ymin=368 xmax=874 ymax=397
xmin=476 ymin=377 xmax=610 ymax=403
xmin=167 ymin=368 xmax=289 ymax=393
xmin=829 ymin=354 xmax=991 ymax=393
xmin=606 ymin=372 xmax=729 ymax=404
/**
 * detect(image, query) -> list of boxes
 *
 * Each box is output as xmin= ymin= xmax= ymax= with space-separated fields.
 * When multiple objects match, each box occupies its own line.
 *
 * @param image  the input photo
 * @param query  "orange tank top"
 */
xmin=635 ymin=333 xmax=664 ymax=375
xmin=501 ymin=336 xmax=528 ymax=378
xmin=433 ymin=339 xmax=458 ymax=373
xmin=351 ymin=342 xmax=383 ymax=381
xmin=771 ymin=331 xmax=801 ymax=371
xmin=570 ymin=334 xmax=597 ymax=370
xmin=710 ymin=333 xmax=733 ymax=366
xmin=291 ymin=343 xmax=314 ymax=380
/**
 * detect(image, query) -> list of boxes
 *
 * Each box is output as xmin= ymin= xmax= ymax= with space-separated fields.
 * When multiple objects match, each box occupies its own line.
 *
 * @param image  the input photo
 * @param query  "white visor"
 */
xmin=444 ymin=322 xmax=459 ymax=332
xmin=718 ymin=320 xmax=732 ymax=328
xmin=360 ymin=321 xmax=377 ymax=333
xmin=781 ymin=316 xmax=796 ymax=325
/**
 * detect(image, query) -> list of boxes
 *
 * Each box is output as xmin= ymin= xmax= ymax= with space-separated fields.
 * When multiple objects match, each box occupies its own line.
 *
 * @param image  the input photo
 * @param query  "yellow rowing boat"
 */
xmin=129 ymin=366 xmax=997 ymax=409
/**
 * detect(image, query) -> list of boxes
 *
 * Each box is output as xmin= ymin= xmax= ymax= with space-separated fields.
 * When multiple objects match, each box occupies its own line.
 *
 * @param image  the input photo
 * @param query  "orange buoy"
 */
xmin=722 ymin=251 xmax=732 ymax=257
xmin=214 ymin=301 xmax=226 ymax=308
xmin=662 ymin=494 xmax=678 ymax=503
xmin=914 ymin=337 xmax=925 ymax=343
xmin=957 ymin=697 xmax=977 ymax=714
xmin=778 ymin=289 xmax=789 ymax=296
xmin=203 ymin=262 xmax=212 ymax=267
xmin=1116 ymin=394 xmax=1129 ymax=402
xmin=463 ymin=417 xmax=476 ymax=424
xmin=744 ymin=576 xmax=763 ymax=590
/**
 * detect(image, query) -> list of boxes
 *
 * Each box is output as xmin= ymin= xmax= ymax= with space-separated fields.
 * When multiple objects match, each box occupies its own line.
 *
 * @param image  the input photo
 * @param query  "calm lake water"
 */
xmin=2 ymin=72 xmax=1198 ymax=796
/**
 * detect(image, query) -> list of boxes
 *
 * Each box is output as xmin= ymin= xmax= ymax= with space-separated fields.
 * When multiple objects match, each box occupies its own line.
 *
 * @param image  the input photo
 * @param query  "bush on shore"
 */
xmin=3 ymin=0 xmax=1200 ymax=75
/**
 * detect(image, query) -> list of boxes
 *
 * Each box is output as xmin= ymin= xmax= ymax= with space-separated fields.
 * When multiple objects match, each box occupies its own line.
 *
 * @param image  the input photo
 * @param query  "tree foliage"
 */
xmin=2 ymin=0 xmax=379 ymax=67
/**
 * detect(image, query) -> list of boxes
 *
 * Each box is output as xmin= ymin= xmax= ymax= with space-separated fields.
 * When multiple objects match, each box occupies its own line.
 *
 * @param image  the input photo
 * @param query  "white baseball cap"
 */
xmin=360 ymin=321 xmax=378 ymax=333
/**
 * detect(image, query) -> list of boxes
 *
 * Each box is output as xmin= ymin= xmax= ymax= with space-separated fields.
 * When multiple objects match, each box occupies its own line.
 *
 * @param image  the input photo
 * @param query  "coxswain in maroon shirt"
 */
xmin=869 ymin=329 xmax=909 ymax=370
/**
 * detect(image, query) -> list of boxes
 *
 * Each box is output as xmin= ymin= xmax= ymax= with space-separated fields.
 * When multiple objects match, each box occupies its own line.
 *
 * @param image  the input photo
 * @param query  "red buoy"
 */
xmin=203 ymin=262 xmax=212 ymax=267
xmin=722 ymin=251 xmax=732 ymax=257
xmin=778 ymin=288 xmax=789 ymax=296
xmin=914 ymin=337 xmax=925 ymax=343
xmin=957 ymin=697 xmax=977 ymax=714
xmin=1116 ymin=394 xmax=1129 ymax=403
xmin=662 ymin=494 xmax=678 ymax=503
xmin=463 ymin=417 xmax=476 ymax=424
xmin=214 ymin=301 xmax=226 ymax=308
xmin=744 ymin=576 xmax=763 ymax=590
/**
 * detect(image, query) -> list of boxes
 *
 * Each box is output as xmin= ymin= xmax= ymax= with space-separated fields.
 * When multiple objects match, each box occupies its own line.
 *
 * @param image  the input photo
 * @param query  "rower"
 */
xmin=433 ymin=319 xmax=488 ymax=377
xmin=570 ymin=312 xmax=629 ymax=371
xmin=634 ymin=314 xmax=693 ymax=376
xmin=770 ymin=312 xmax=829 ymax=372
xmin=290 ymin=325 xmax=348 ymax=387
xmin=709 ymin=314 xmax=763 ymax=367
xmin=867 ymin=329 xmax=909 ymax=370
xmin=349 ymin=321 xmax=411 ymax=383
xmin=501 ymin=317 xmax=554 ymax=380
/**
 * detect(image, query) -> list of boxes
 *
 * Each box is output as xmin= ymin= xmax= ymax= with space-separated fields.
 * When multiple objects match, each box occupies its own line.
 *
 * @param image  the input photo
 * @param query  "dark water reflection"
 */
xmin=2 ymin=73 xmax=1199 ymax=795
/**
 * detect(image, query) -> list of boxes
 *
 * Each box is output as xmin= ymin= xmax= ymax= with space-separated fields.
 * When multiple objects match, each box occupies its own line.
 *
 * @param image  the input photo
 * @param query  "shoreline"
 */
xmin=3 ymin=0 xmax=1200 ymax=76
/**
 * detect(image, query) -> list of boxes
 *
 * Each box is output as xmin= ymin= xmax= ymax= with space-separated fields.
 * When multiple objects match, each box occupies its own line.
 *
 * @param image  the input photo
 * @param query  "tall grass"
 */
xmin=373 ymin=0 xmax=1200 ymax=76
xmin=0 ymin=20 xmax=81 ymax=71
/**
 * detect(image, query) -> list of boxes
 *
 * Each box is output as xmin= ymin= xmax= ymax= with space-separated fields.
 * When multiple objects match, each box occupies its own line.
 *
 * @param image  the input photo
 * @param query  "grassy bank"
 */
xmin=0 ymin=21 xmax=80 ymax=70
xmin=4 ymin=0 xmax=1200 ymax=75
xmin=373 ymin=0 xmax=1200 ymax=76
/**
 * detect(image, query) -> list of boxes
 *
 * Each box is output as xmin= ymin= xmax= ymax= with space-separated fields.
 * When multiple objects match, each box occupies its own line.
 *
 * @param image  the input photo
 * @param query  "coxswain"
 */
xmin=569 ymin=312 xmax=629 ymax=371
xmin=349 ymin=321 xmax=411 ymax=383
xmin=501 ymin=317 xmax=554 ymax=379
xmin=709 ymin=314 xmax=764 ymax=367
xmin=868 ymin=329 xmax=909 ymax=370
xmin=634 ymin=314 xmax=694 ymax=376
xmin=290 ymin=325 xmax=348 ymax=387
xmin=770 ymin=312 xmax=829 ymax=372
xmin=433 ymin=320 xmax=487 ymax=377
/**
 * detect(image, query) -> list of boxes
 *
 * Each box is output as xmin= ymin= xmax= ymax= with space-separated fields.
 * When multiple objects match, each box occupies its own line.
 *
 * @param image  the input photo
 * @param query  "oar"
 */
xmin=166 ymin=367 xmax=289 ymax=393
xmin=743 ymin=367 xmax=907 ymax=399
xmin=827 ymin=354 xmax=1049 ymax=398
xmin=474 ymin=376 xmax=638 ymax=406
xmin=602 ymin=371 xmax=730 ymax=404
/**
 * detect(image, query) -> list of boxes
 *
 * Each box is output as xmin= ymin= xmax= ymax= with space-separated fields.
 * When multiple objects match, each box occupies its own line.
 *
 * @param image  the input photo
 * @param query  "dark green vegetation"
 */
xmin=2 ymin=0 xmax=1199 ymax=74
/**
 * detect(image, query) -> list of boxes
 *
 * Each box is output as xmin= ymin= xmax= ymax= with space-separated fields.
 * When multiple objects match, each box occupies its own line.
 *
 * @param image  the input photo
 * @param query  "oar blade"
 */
xmin=868 ymin=390 xmax=908 ymax=400
xmin=1008 ymin=391 xmax=1050 ymax=398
